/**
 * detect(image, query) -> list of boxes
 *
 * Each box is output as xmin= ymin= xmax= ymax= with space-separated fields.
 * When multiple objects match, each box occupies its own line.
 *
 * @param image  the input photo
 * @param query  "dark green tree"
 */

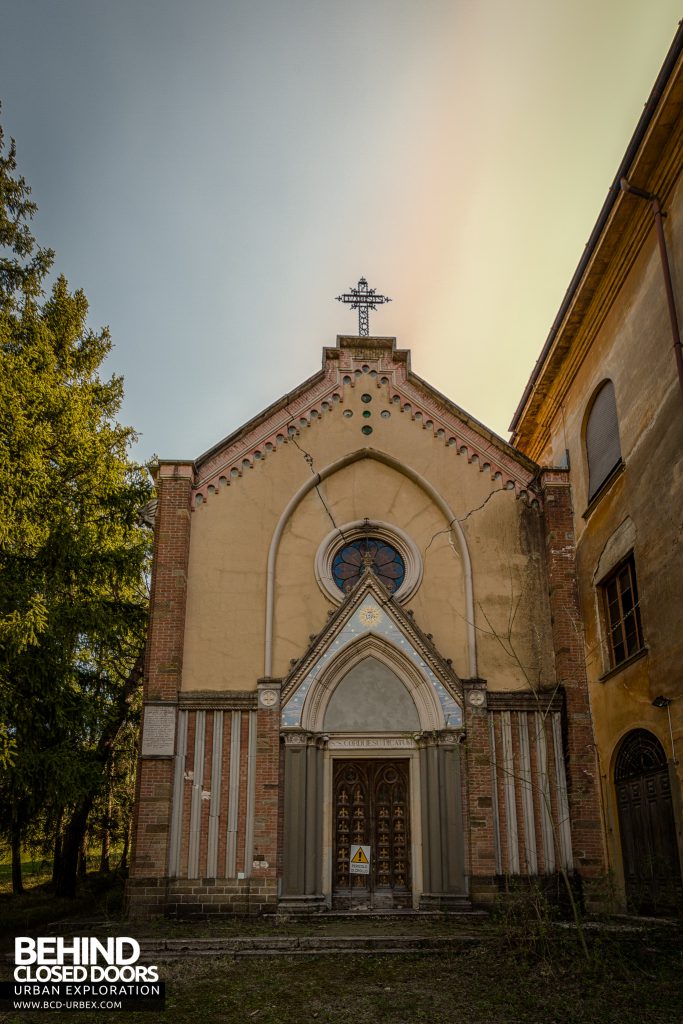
xmin=0 ymin=120 xmax=152 ymax=896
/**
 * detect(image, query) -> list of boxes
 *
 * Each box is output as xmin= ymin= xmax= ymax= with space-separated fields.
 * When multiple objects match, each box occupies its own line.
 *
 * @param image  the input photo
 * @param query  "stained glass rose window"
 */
xmin=331 ymin=538 xmax=405 ymax=594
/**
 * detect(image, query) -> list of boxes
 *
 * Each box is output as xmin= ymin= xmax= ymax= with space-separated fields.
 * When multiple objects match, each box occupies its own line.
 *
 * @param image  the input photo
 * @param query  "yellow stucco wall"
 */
xmin=180 ymin=367 xmax=554 ymax=694
xmin=526 ymin=169 xmax=683 ymax=887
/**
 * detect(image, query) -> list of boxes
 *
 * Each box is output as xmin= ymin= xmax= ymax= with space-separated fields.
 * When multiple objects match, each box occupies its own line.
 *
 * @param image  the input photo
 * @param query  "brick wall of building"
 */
xmin=250 ymin=684 xmax=282 ymax=881
xmin=540 ymin=470 xmax=608 ymax=902
xmin=127 ymin=463 xmax=193 ymax=918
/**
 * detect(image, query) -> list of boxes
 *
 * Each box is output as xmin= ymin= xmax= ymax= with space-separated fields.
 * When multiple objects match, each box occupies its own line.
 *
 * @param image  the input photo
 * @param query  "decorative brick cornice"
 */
xmin=157 ymin=461 xmax=195 ymax=480
xmin=538 ymin=467 xmax=571 ymax=488
xmin=189 ymin=337 xmax=542 ymax=509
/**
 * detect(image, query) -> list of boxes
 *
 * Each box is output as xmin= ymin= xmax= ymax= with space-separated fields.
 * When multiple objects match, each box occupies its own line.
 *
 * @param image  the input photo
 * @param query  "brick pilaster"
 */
xmin=251 ymin=680 xmax=282 ymax=880
xmin=463 ymin=681 xmax=497 ymax=901
xmin=129 ymin=462 xmax=194 ymax=892
xmin=540 ymin=470 xmax=607 ymax=885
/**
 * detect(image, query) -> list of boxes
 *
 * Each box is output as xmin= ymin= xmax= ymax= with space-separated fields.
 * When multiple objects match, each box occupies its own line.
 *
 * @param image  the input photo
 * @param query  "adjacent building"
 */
xmin=510 ymin=25 xmax=683 ymax=913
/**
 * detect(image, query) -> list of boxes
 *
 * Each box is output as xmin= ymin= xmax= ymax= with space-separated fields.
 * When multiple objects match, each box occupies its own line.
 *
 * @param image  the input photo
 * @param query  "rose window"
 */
xmin=331 ymin=538 xmax=405 ymax=595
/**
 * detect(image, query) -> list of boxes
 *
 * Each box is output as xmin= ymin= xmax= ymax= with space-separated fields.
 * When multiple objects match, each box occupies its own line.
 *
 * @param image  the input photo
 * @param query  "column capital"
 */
xmin=416 ymin=728 xmax=464 ymax=748
xmin=282 ymin=728 xmax=326 ymax=748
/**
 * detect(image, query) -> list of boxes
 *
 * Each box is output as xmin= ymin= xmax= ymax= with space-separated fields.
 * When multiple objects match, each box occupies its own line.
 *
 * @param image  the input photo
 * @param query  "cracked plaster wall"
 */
xmin=180 ymin=371 xmax=553 ymax=693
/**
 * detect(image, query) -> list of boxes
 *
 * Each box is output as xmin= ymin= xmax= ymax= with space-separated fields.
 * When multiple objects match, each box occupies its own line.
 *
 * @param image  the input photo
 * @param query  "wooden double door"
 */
xmin=333 ymin=759 xmax=411 ymax=909
xmin=616 ymin=730 xmax=682 ymax=914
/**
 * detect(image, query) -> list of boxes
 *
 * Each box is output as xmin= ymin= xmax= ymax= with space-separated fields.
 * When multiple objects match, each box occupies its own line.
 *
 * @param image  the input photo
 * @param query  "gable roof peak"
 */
xmin=189 ymin=334 xmax=540 ymax=507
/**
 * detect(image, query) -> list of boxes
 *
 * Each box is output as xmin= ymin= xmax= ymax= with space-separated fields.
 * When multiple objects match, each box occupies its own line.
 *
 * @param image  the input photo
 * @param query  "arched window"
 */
xmin=586 ymin=380 xmax=621 ymax=500
xmin=615 ymin=729 xmax=666 ymax=782
xmin=315 ymin=520 xmax=423 ymax=604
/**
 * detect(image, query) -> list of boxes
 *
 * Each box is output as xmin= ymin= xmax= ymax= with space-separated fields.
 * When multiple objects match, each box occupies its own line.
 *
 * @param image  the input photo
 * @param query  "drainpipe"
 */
xmin=619 ymin=178 xmax=683 ymax=404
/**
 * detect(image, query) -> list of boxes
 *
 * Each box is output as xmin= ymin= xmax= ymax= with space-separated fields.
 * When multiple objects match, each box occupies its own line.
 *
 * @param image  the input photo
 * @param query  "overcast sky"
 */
xmin=2 ymin=1 xmax=681 ymax=461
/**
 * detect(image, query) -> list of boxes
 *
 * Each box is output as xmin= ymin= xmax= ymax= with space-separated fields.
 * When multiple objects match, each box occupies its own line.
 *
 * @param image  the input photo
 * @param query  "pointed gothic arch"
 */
xmin=265 ymin=447 xmax=477 ymax=678
xmin=299 ymin=634 xmax=447 ymax=734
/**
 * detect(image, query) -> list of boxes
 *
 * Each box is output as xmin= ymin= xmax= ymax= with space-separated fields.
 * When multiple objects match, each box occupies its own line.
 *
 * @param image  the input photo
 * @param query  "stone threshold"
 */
xmin=283 ymin=909 xmax=488 ymax=920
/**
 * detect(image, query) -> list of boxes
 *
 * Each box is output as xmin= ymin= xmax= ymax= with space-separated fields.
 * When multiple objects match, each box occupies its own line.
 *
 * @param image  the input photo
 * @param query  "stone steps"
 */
xmin=137 ymin=934 xmax=484 ymax=959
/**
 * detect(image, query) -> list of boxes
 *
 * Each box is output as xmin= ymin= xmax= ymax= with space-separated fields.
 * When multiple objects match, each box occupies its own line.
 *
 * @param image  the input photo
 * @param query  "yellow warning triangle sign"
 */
xmin=351 ymin=847 xmax=369 ymax=864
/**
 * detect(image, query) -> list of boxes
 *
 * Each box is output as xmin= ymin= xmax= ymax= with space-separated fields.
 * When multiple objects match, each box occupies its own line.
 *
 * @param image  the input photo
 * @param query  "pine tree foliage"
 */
xmin=0 ymin=119 xmax=152 ymax=895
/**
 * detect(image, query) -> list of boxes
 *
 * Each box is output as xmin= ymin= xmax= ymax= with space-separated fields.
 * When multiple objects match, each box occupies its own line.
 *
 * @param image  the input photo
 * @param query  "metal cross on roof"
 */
xmin=336 ymin=277 xmax=392 ymax=336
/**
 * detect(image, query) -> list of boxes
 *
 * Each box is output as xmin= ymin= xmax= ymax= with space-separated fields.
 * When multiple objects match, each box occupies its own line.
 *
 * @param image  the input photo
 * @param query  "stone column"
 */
xmin=305 ymin=739 xmax=324 ymax=896
xmin=440 ymin=735 xmax=466 ymax=894
xmin=281 ymin=730 xmax=325 ymax=911
xmin=419 ymin=731 xmax=467 ymax=909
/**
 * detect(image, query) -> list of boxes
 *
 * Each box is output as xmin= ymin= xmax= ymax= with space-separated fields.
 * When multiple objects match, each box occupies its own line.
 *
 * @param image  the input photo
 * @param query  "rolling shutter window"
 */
xmin=586 ymin=380 xmax=621 ymax=499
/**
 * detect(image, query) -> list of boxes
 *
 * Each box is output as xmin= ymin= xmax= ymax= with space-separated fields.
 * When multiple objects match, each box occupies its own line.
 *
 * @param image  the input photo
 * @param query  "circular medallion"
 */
xmin=259 ymin=689 xmax=278 ymax=708
xmin=468 ymin=690 xmax=486 ymax=707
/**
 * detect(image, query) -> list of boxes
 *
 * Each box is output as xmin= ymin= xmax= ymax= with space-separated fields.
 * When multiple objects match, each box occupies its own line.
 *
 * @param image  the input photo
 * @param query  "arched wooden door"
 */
xmin=615 ymin=730 xmax=682 ymax=914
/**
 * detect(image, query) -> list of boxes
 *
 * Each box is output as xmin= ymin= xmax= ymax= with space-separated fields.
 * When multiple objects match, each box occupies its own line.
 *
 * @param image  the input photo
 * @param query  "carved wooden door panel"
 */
xmin=616 ymin=730 xmax=682 ymax=914
xmin=333 ymin=760 xmax=411 ymax=909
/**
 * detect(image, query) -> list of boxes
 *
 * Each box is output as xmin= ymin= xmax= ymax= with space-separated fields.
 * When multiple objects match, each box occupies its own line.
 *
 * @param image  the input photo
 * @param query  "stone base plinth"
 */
xmin=125 ymin=877 xmax=277 ymax=919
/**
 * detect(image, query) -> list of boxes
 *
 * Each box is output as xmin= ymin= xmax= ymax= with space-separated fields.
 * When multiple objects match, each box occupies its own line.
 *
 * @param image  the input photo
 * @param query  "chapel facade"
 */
xmin=126 ymin=335 xmax=606 ymax=918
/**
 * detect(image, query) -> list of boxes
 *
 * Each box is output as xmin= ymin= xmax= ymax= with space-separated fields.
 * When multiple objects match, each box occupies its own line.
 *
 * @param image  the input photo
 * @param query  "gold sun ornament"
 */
xmin=359 ymin=604 xmax=382 ymax=628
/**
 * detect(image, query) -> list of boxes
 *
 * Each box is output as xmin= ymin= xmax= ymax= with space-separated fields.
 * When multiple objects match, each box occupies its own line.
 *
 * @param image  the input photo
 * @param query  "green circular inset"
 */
xmin=362 ymin=410 xmax=372 ymax=418
xmin=361 ymin=425 xmax=373 ymax=435
xmin=361 ymin=394 xmax=372 ymax=403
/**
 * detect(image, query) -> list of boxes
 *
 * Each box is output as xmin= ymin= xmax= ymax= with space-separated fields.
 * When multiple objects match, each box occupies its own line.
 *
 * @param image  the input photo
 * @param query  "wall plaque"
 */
xmin=141 ymin=705 xmax=176 ymax=757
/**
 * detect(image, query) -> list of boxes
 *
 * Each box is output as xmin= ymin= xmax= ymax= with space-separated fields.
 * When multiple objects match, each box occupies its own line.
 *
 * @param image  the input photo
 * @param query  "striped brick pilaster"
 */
xmin=463 ymin=681 xmax=497 ymax=903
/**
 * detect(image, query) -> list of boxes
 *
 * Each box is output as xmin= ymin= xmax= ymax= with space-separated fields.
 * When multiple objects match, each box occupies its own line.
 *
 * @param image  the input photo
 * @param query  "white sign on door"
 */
xmin=349 ymin=844 xmax=371 ymax=875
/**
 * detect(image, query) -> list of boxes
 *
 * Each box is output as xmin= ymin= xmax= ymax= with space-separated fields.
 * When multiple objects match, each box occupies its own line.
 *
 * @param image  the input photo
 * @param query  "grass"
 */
xmin=2 ymin=937 xmax=682 ymax=1024
xmin=0 ymin=852 xmax=125 ymax=895
xmin=0 ymin=866 xmax=125 ymax=953
xmin=0 ymin=862 xmax=53 ymax=894
xmin=159 ymin=941 xmax=682 ymax=1024
xmin=0 ymin=862 xmax=486 ymax=943
xmin=0 ymin=863 xmax=681 ymax=1023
